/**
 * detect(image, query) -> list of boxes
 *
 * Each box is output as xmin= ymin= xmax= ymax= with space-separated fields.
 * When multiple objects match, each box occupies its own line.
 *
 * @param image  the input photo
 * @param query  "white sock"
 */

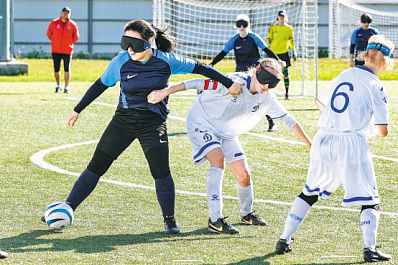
xmin=280 ymin=197 xmax=311 ymax=242
xmin=56 ymin=85 xmax=60 ymax=88
xmin=236 ymin=182 xmax=253 ymax=216
xmin=207 ymin=167 xmax=224 ymax=222
xmin=361 ymin=208 xmax=379 ymax=251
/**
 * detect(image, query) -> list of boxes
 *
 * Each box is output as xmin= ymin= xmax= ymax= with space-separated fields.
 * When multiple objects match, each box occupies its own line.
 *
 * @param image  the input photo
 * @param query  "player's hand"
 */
xmin=292 ymin=51 xmax=297 ymax=61
xmin=227 ymin=81 xmax=244 ymax=99
xmin=349 ymin=60 xmax=355 ymax=67
xmin=148 ymin=89 xmax=168 ymax=104
xmin=278 ymin=60 xmax=286 ymax=68
xmin=67 ymin=110 xmax=79 ymax=127
xmin=209 ymin=63 xmax=213 ymax=67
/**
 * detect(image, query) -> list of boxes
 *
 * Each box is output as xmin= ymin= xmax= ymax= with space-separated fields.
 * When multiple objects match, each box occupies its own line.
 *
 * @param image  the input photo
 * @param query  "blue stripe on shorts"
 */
xmin=193 ymin=141 xmax=220 ymax=160
xmin=305 ymin=185 xmax=331 ymax=197
xmin=343 ymin=196 xmax=379 ymax=203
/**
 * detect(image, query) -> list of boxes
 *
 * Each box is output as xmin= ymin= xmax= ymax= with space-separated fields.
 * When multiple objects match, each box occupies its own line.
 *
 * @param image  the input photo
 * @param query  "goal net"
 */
xmin=153 ymin=0 xmax=319 ymax=97
xmin=329 ymin=0 xmax=398 ymax=59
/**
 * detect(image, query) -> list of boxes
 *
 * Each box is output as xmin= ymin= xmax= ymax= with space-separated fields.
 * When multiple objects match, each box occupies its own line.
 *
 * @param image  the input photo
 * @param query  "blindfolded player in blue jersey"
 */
xmin=42 ymin=19 xmax=243 ymax=234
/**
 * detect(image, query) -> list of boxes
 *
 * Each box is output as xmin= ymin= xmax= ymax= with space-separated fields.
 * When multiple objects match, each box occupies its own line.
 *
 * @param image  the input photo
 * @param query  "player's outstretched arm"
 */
xmin=147 ymin=82 xmax=186 ymax=104
xmin=67 ymin=110 xmax=79 ymax=127
xmin=291 ymin=124 xmax=312 ymax=148
xmin=377 ymin=124 xmax=388 ymax=137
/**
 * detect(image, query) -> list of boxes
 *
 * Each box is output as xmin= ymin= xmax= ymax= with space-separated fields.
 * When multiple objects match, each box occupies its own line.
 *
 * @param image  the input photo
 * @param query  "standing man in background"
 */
xmin=267 ymin=10 xmax=296 ymax=100
xmin=350 ymin=14 xmax=379 ymax=67
xmin=47 ymin=7 xmax=80 ymax=93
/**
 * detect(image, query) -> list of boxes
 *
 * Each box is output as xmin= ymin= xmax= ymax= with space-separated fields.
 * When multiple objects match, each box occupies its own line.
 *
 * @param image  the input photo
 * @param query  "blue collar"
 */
xmin=356 ymin=65 xmax=374 ymax=75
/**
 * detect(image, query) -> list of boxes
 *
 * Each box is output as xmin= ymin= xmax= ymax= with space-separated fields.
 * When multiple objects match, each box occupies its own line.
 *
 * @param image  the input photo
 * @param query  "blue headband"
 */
xmin=366 ymin=43 xmax=392 ymax=57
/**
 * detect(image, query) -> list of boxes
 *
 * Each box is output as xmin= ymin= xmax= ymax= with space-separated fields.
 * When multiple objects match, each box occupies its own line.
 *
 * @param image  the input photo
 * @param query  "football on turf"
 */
xmin=44 ymin=201 xmax=73 ymax=230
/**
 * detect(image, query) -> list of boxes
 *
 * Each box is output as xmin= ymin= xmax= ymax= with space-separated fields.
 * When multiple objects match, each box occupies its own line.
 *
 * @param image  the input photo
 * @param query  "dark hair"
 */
xmin=360 ymin=14 xmax=372 ymax=24
xmin=123 ymin=19 xmax=176 ymax=52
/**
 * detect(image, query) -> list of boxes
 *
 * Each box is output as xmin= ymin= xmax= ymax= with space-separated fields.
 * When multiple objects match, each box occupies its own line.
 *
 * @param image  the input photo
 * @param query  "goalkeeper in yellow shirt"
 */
xmin=267 ymin=10 xmax=296 ymax=100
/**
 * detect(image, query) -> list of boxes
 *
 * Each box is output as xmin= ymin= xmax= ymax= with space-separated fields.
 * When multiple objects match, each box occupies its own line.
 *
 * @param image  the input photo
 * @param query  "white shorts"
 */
xmin=304 ymin=129 xmax=379 ymax=207
xmin=187 ymin=125 xmax=245 ymax=166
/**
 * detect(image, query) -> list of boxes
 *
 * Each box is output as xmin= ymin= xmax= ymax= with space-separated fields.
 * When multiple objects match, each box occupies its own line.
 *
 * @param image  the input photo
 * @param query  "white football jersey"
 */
xmin=316 ymin=66 xmax=388 ymax=137
xmin=185 ymin=72 xmax=288 ymax=139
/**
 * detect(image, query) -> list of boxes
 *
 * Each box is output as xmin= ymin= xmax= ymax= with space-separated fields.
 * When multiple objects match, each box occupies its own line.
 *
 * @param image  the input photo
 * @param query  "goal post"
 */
xmin=329 ymin=0 xmax=398 ymax=59
xmin=153 ymin=0 xmax=319 ymax=97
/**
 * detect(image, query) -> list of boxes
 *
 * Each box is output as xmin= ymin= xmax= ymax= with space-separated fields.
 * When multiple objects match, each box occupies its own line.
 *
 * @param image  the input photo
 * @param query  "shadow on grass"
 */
xmin=227 ymin=252 xmax=276 ymax=265
xmin=1 ymin=227 xmax=243 ymax=254
xmin=227 ymin=251 xmax=366 ymax=265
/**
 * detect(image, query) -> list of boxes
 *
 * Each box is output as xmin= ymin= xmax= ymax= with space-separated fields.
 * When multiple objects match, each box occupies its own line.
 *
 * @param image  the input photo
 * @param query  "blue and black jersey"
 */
xmin=350 ymin=27 xmax=379 ymax=55
xmin=74 ymin=49 xmax=233 ymax=119
xmin=210 ymin=32 xmax=279 ymax=72
xmin=223 ymin=32 xmax=267 ymax=70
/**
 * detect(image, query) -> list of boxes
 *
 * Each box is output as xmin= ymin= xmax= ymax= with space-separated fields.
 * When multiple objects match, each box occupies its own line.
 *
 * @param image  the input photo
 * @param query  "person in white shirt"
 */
xmin=148 ymin=58 xmax=311 ymax=234
xmin=275 ymin=35 xmax=394 ymax=263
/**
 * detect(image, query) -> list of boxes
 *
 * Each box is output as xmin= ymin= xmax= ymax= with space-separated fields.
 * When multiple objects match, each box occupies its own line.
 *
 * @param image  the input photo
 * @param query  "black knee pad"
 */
xmin=299 ymin=192 xmax=318 ymax=206
xmin=361 ymin=204 xmax=380 ymax=212
xmin=145 ymin=147 xmax=170 ymax=179
xmin=87 ymin=148 xmax=115 ymax=176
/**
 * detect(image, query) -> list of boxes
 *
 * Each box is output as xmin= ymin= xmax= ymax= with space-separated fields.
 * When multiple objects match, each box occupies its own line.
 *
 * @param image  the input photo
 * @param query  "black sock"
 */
xmin=154 ymin=173 xmax=175 ymax=218
xmin=66 ymin=168 xmax=101 ymax=211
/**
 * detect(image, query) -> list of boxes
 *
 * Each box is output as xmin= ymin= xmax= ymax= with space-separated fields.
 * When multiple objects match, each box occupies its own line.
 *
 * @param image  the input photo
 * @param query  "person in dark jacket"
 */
xmin=350 ymin=14 xmax=379 ymax=67
xmin=210 ymin=14 xmax=284 ymax=132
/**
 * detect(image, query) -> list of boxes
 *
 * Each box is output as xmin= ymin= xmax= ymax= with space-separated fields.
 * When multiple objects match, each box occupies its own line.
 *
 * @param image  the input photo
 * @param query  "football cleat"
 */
xmin=208 ymin=217 xmax=239 ymax=234
xmin=41 ymin=215 xmax=45 ymax=223
xmin=164 ymin=216 xmax=180 ymax=234
xmin=241 ymin=211 xmax=268 ymax=226
xmin=363 ymin=247 xmax=392 ymax=262
xmin=55 ymin=86 xmax=61 ymax=93
xmin=285 ymin=94 xmax=290 ymax=100
xmin=64 ymin=87 xmax=70 ymax=93
xmin=0 ymin=250 xmax=9 ymax=259
xmin=275 ymin=238 xmax=293 ymax=255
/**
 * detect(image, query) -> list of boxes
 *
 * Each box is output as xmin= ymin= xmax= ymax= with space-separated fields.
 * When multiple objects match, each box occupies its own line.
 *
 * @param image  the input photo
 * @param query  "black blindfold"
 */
xmin=255 ymin=64 xmax=281 ymax=88
xmin=361 ymin=17 xmax=372 ymax=24
xmin=236 ymin=20 xmax=248 ymax=28
xmin=121 ymin=35 xmax=151 ymax=52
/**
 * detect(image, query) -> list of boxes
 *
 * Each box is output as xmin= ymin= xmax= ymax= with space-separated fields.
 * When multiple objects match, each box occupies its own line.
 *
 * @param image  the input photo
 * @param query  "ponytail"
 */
xmin=153 ymin=26 xmax=176 ymax=53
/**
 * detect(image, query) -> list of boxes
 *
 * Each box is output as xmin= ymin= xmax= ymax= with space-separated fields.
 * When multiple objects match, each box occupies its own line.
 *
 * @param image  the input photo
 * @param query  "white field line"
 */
xmin=29 ymin=98 xmax=398 ymax=218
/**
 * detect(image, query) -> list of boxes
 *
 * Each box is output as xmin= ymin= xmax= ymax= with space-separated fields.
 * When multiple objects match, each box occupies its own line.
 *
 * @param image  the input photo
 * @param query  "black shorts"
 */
xmin=277 ymin=52 xmax=291 ymax=68
xmin=97 ymin=107 xmax=169 ymax=160
xmin=52 ymin=53 xmax=72 ymax=72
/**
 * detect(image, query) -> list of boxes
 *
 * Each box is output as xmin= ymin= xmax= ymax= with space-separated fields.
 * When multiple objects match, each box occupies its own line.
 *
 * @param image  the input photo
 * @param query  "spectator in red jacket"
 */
xmin=47 ymin=7 xmax=79 ymax=93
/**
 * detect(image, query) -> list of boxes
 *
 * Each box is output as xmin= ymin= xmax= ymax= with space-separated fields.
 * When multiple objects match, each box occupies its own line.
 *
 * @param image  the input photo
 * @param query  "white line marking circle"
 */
xmin=31 ymin=97 xmax=398 ymax=217
xmin=30 ymin=140 xmax=397 ymax=218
